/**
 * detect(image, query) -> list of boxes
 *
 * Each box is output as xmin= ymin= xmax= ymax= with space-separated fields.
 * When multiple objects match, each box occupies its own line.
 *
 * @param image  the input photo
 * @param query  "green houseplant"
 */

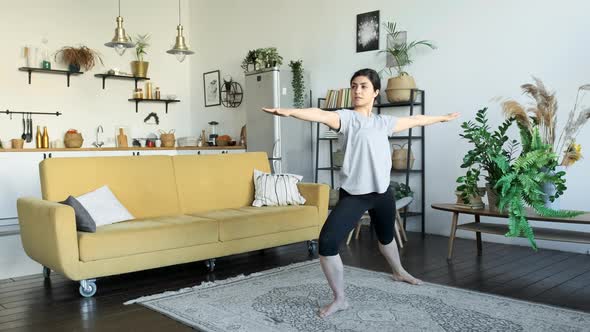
xmin=54 ymin=45 xmax=103 ymax=72
xmin=381 ymin=21 xmax=436 ymax=102
xmin=457 ymin=108 xmax=518 ymax=209
xmin=131 ymin=34 xmax=150 ymax=77
xmin=288 ymin=60 xmax=305 ymax=108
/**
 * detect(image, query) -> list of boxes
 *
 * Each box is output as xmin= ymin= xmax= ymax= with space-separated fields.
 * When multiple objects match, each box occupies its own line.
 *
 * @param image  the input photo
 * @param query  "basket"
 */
xmin=64 ymin=133 xmax=83 ymax=148
xmin=391 ymin=143 xmax=415 ymax=170
xmin=160 ymin=133 xmax=176 ymax=147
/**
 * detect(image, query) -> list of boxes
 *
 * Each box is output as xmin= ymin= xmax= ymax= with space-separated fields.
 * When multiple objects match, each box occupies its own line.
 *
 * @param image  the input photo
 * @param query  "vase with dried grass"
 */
xmin=54 ymin=46 xmax=103 ymax=72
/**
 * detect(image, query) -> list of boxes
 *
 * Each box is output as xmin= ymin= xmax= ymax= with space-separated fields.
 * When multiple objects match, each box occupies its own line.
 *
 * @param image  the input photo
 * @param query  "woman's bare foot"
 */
xmin=392 ymin=271 xmax=422 ymax=285
xmin=318 ymin=298 xmax=349 ymax=318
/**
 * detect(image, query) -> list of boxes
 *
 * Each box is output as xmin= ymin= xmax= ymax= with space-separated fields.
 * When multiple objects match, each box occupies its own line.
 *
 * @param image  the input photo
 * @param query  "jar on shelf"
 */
xmin=133 ymin=88 xmax=142 ymax=99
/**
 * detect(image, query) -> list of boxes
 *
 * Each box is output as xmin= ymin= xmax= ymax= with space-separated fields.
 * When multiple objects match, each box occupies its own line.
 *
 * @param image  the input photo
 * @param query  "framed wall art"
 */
xmin=203 ymin=70 xmax=221 ymax=107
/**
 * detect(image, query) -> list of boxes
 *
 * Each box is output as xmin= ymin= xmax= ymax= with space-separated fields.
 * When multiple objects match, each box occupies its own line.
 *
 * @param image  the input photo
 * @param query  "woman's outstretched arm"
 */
xmin=393 ymin=112 xmax=460 ymax=133
xmin=262 ymin=108 xmax=340 ymax=130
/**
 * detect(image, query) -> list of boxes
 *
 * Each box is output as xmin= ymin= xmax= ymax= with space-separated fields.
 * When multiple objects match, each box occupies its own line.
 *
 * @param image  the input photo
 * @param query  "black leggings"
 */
xmin=318 ymin=186 xmax=396 ymax=256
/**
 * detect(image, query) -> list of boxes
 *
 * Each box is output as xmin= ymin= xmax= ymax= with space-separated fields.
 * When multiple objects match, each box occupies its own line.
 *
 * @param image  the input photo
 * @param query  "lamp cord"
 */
xmin=178 ymin=0 xmax=181 ymax=25
xmin=118 ymin=0 xmax=121 ymax=17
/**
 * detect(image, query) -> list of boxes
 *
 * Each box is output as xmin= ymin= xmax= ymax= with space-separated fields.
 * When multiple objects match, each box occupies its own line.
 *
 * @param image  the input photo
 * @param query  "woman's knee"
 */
xmin=318 ymin=233 xmax=340 ymax=256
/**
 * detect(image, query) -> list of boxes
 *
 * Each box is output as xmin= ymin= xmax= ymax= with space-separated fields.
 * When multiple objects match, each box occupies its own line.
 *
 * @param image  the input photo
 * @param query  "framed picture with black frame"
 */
xmin=203 ymin=70 xmax=221 ymax=107
xmin=356 ymin=10 xmax=380 ymax=53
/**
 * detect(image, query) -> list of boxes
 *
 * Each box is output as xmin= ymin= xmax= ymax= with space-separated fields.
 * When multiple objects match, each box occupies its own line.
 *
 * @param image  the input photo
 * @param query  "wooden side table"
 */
xmin=432 ymin=203 xmax=590 ymax=261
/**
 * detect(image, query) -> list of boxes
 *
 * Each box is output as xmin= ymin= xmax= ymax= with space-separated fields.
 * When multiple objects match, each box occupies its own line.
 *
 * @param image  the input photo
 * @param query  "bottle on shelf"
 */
xmin=41 ymin=126 xmax=49 ymax=149
xmin=155 ymin=87 xmax=161 ymax=100
xmin=145 ymin=82 xmax=153 ymax=99
xmin=35 ymin=125 xmax=42 ymax=148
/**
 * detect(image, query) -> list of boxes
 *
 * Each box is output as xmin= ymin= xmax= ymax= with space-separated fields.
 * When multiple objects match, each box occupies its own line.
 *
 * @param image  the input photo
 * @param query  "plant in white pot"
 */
xmin=131 ymin=34 xmax=150 ymax=77
xmin=381 ymin=22 xmax=435 ymax=102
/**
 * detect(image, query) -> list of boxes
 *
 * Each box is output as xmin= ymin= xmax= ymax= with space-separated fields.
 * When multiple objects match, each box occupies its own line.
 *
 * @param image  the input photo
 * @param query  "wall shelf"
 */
xmin=18 ymin=67 xmax=83 ymax=87
xmin=95 ymin=74 xmax=150 ymax=90
xmin=128 ymin=98 xmax=180 ymax=113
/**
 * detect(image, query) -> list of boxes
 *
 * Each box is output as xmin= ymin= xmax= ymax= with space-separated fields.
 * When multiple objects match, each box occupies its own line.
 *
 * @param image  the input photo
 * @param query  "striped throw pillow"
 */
xmin=252 ymin=169 xmax=306 ymax=207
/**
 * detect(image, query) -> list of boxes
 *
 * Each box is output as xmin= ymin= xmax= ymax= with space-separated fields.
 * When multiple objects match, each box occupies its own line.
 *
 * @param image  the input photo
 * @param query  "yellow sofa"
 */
xmin=17 ymin=152 xmax=328 ymax=297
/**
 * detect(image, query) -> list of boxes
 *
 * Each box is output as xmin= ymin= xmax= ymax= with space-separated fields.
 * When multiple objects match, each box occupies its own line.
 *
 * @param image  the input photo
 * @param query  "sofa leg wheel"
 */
xmin=79 ymin=279 xmax=97 ymax=298
xmin=43 ymin=266 xmax=51 ymax=279
xmin=205 ymin=259 xmax=216 ymax=272
xmin=307 ymin=240 xmax=318 ymax=256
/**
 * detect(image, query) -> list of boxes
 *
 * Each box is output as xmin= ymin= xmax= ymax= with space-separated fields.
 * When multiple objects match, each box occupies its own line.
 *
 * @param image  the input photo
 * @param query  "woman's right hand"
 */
xmin=262 ymin=108 xmax=293 ymax=117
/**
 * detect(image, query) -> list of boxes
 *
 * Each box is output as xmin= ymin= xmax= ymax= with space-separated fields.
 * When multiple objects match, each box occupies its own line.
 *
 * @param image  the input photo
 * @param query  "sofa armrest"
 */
xmin=297 ymin=183 xmax=329 ymax=227
xmin=17 ymin=197 xmax=80 ymax=280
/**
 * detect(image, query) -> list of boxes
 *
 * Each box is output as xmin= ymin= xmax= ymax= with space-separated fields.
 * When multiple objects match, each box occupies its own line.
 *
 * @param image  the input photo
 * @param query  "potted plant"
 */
xmin=381 ymin=21 xmax=436 ymax=102
xmin=54 ymin=46 xmax=103 ymax=72
xmin=458 ymin=108 xmax=518 ymax=210
xmin=502 ymin=78 xmax=590 ymax=208
xmin=288 ymin=60 xmax=305 ymax=108
xmin=455 ymin=167 xmax=486 ymax=209
xmin=131 ymin=34 xmax=150 ymax=77
xmin=241 ymin=50 xmax=257 ymax=72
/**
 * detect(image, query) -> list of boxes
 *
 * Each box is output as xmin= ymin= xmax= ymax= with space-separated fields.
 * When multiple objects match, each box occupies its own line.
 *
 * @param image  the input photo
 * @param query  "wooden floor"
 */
xmin=1 ymin=232 xmax=589 ymax=331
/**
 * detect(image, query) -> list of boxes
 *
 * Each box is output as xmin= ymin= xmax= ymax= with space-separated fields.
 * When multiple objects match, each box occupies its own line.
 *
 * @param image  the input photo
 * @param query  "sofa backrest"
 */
xmin=172 ymin=152 xmax=271 ymax=214
xmin=40 ymin=155 xmax=181 ymax=219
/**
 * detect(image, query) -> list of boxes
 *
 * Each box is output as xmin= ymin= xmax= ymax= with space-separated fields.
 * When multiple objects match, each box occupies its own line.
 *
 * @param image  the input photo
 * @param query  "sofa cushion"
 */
xmin=252 ymin=169 xmax=306 ymax=207
xmin=173 ymin=152 xmax=271 ymax=214
xmin=78 ymin=215 xmax=218 ymax=262
xmin=59 ymin=195 xmax=96 ymax=232
xmin=191 ymin=206 xmax=318 ymax=241
xmin=40 ymin=156 xmax=181 ymax=219
xmin=76 ymin=185 xmax=134 ymax=227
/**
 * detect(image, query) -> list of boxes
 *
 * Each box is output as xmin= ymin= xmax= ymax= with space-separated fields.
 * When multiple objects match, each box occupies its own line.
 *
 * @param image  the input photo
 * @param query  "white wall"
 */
xmin=0 ymin=1 xmax=193 ymax=148
xmin=191 ymin=0 xmax=590 ymax=253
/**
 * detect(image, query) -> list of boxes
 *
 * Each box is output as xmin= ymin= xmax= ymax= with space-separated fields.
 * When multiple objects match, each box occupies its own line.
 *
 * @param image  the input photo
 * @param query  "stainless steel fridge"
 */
xmin=244 ymin=67 xmax=313 ymax=181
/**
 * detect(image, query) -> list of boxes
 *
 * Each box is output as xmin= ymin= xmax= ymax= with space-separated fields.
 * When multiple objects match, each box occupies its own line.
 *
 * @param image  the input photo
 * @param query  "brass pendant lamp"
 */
xmin=167 ymin=0 xmax=194 ymax=62
xmin=105 ymin=0 xmax=135 ymax=56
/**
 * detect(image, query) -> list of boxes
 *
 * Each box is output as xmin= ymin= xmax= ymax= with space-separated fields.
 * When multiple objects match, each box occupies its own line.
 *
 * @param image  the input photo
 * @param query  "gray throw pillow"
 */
xmin=60 ymin=195 xmax=97 ymax=233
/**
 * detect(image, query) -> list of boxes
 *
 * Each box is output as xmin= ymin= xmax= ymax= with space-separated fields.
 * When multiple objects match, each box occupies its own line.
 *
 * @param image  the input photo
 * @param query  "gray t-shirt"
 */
xmin=335 ymin=110 xmax=398 ymax=195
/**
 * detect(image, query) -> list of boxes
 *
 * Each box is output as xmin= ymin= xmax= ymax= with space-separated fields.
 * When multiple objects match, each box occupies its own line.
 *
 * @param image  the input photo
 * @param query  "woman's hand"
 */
xmin=261 ymin=108 xmax=293 ymax=117
xmin=441 ymin=112 xmax=461 ymax=122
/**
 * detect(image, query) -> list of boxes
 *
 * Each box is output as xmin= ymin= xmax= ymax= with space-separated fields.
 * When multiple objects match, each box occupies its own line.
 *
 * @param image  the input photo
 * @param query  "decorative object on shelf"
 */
xmin=166 ymin=0 xmax=194 ymax=62
xmin=54 ymin=46 xmax=103 ymax=72
xmin=143 ymin=112 xmax=160 ymax=125
xmin=145 ymin=82 xmax=153 ymax=99
xmin=146 ymin=133 xmax=158 ymax=147
xmin=116 ymin=127 xmax=129 ymax=147
xmin=41 ymin=37 xmax=51 ymax=69
xmin=208 ymin=121 xmax=219 ymax=145
xmin=64 ymin=129 xmax=83 ymax=148
xmin=155 ymin=87 xmax=161 ymax=100
xmin=241 ymin=48 xmax=283 ymax=72
xmin=391 ymin=143 xmax=415 ymax=170
xmin=104 ymin=0 xmax=135 ymax=56
xmin=288 ymin=60 xmax=305 ymax=108
xmin=178 ymin=136 xmax=198 ymax=147
xmin=11 ymin=138 xmax=24 ymax=149
xmin=132 ymin=88 xmax=143 ymax=99
xmin=203 ymin=70 xmax=221 ymax=107
xmin=36 ymin=125 xmax=42 ymax=148
xmin=131 ymin=34 xmax=150 ymax=77
xmin=41 ymin=126 xmax=49 ymax=149
xmin=132 ymin=138 xmax=141 ymax=147
xmin=240 ymin=125 xmax=247 ymax=148
xmin=457 ymin=108 xmax=517 ymax=210
xmin=381 ymin=21 xmax=435 ymax=102
xmin=159 ymin=129 xmax=176 ymax=147
xmin=220 ymin=76 xmax=243 ymax=108
xmin=356 ymin=10 xmax=380 ymax=53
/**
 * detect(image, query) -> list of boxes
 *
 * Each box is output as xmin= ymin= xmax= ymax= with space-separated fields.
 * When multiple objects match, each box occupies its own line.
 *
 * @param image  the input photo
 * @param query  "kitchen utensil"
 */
xmin=26 ymin=114 xmax=33 ymax=143
xmin=21 ymin=114 xmax=26 ymax=140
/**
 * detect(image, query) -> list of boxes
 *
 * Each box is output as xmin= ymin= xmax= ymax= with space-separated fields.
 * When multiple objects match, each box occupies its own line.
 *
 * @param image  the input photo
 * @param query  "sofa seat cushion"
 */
xmin=78 ymin=215 xmax=218 ymax=262
xmin=191 ymin=206 xmax=318 ymax=242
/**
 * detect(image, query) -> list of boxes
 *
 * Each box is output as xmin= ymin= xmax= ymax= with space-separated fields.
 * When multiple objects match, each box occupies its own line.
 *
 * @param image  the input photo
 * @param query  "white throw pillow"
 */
xmin=76 ymin=185 xmax=134 ymax=227
xmin=252 ymin=169 xmax=306 ymax=207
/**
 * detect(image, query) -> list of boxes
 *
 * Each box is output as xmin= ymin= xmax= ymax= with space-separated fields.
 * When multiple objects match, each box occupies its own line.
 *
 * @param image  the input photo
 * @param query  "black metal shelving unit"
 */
xmin=314 ymin=89 xmax=426 ymax=235
xmin=128 ymin=98 xmax=180 ymax=113
xmin=18 ymin=67 xmax=83 ymax=87
xmin=95 ymin=74 xmax=150 ymax=90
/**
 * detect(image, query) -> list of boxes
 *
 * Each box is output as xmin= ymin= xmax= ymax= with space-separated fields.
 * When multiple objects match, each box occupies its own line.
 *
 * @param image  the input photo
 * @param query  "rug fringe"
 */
xmin=124 ymin=259 xmax=320 ymax=305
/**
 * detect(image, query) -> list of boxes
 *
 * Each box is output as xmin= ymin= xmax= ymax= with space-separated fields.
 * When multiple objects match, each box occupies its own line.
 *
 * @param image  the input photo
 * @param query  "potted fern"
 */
xmin=54 ymin=46 xmax=103 ymax=72
xmin=381 ymin=21 xmax=435 ymax=102
xmin=131 ymin=34 xmax=150 ymax=77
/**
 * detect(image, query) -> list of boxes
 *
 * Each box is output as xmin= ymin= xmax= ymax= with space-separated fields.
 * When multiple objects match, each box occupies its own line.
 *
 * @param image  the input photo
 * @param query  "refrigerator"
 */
xmin=244 ymin=67 xmax=313 ymax=181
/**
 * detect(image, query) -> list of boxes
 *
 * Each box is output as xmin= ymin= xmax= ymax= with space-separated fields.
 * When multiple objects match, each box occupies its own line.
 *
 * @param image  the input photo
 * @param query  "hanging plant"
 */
xmin=288 ymin=60 xmax=304 ymax=108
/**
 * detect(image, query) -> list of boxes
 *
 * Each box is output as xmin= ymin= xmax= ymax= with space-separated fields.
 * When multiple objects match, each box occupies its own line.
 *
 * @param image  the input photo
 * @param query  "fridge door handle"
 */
xmin=272 ymin=138 xmax=280 ymax=159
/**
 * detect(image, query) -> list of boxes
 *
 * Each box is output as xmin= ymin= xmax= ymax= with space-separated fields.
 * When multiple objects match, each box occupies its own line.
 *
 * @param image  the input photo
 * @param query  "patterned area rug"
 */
xmin=125 ymin=260 xmax=590 ymax=331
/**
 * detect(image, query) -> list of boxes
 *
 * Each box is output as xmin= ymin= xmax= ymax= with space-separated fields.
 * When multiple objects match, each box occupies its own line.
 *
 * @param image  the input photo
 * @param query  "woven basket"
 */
xmin=64 ymin=133 xmax=83 ymax=148
xmin=160 ymin=133 xmax=176 ymax=147
xmin=391 ymin=143 xmax=415 ymax=170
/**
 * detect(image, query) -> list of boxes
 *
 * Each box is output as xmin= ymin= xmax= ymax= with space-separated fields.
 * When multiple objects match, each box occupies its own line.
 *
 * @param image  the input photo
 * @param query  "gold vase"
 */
xmin=131 ymin=61 xmax=149 ymax=78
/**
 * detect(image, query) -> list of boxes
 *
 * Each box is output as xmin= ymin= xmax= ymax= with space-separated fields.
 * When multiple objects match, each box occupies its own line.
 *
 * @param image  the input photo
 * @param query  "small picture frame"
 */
xmin=356 ymin=10 xmax=380 ymax=53
xmin=203 ymin=70 xmax=221 ymax=107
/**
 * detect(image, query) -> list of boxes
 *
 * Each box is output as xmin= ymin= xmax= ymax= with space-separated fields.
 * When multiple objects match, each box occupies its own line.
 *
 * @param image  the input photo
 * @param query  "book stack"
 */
xmin=323 ymin=88 xmax=353 ymax=109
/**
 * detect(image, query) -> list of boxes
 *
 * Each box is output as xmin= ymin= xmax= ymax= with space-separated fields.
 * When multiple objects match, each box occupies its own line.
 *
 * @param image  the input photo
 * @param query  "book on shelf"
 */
xmin=323 ymin=88 xmax=352 ymax=109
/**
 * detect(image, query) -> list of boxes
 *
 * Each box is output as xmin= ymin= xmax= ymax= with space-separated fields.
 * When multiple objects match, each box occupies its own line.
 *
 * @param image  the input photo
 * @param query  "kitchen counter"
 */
xmin=0 ymin=146 xmax=246 ymax=152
